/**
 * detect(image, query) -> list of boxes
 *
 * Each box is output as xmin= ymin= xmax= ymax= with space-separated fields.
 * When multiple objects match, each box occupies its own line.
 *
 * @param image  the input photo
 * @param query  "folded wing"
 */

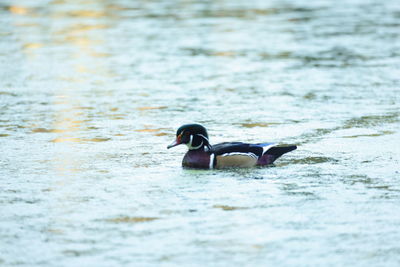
xmin=211 ymin=142 xmax=297 ymax=168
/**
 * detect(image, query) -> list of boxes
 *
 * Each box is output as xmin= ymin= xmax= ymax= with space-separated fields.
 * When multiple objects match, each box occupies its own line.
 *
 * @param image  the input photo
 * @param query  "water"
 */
xmin=1 ymin=0 xmax=400 ymax=266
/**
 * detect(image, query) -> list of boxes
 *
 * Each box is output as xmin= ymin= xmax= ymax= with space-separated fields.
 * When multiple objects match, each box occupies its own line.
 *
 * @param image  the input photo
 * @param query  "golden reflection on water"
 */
xmin=135 ymin=126 xmax=169 ymax=136
xmin=136 ymin=128 xmax=161 ymax=132
xmin=240 ymin=122 xmax=273 ymax=128
xmin=32 ymin=128 xmax=67 ymax=133
xmin=22 ymin=43 xmax=44 ymax=58
xmin=68 ymin=10 xmax=108 ymax=18
xmin=51 ymin=137 xmax=110 ymax=143
xmin=9 ymin=6 xmax=30 ymax=15
xmin=213 ymin=205 xmax=248 ymax=211
xmin=342 ymin=130 xmax=395 ymax=139
xmin=7 ymin=0 xmax=116 ymax=176
xmin=213 ymin=51 xmax=237 ymax=57
xmin=136 ymin=106 xmax=168 ymax=111
xmin=22 ymin=43 xmax=44 ymax=49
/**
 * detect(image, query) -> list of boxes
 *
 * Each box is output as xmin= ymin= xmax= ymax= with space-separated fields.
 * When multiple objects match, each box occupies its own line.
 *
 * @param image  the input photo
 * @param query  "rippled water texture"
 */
xmin=1 ymin=0 xmax=400 ymax=266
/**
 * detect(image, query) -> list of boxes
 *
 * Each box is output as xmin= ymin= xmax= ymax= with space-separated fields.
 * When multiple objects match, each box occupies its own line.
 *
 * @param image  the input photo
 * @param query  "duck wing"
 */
xmin=210 ymin=142 xmax=297 ymax=168
xmin=211 ymin=142 xmax=264 ymax=168
xmin=211 ymin=142 xmax=263 ymax=156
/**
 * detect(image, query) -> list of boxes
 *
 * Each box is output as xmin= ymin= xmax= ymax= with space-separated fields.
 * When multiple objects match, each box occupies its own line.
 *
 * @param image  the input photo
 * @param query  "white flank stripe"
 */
xmin=209 ymin=153 xmax=215 ymax=169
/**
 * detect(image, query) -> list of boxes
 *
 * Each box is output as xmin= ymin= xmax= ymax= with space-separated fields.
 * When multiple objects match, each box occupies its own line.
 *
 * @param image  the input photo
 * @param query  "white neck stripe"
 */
xmin=187 ymin=135 xmax=203 ymax=150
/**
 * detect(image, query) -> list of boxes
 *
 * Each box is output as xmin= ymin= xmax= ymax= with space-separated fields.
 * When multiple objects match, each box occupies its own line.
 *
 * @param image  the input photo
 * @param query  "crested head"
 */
xmin=167 ymin=123 xmax=211 ymax=150
xmin=176 ymin=124 xmax=208 ymax=139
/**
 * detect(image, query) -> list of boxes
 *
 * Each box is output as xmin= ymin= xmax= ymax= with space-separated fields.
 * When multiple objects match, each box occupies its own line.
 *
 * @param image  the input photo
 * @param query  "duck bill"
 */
xmin=167 ymin=139 xmax=181 ymax=149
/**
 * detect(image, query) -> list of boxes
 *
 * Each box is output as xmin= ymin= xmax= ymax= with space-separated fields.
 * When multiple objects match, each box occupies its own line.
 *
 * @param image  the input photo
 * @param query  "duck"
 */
xmin=167 ymin=124 xmax=297 ymax=169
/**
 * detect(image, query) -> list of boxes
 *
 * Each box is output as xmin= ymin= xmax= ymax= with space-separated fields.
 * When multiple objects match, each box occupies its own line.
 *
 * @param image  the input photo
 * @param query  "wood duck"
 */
xmin=167 ymin=124 xmax=297 ymax=169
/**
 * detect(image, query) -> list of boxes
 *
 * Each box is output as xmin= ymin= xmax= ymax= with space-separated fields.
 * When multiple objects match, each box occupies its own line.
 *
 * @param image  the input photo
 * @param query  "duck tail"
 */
xmin=257 ymin=145 xmax=297 ymax=165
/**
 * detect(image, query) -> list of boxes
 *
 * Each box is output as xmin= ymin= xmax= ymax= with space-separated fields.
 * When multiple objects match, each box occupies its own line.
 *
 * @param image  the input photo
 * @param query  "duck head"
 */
xmin=167 ymin=124 xmax=211 ymax=150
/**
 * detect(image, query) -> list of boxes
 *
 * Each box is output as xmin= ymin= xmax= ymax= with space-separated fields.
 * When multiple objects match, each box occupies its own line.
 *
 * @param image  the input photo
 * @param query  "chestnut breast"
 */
xmin=182 ymin=150 xmax=211 ymax=169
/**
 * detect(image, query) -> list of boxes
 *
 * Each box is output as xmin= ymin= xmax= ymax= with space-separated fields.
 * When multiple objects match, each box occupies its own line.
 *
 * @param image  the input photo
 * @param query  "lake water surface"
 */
xmin=1 ymin=0 xmax=400 ymax=266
